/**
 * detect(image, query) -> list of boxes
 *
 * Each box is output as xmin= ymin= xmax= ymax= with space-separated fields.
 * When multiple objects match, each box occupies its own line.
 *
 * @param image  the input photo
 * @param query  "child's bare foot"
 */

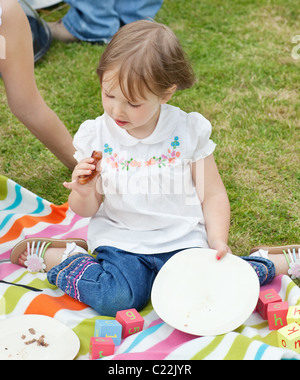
xmin=18 ymin=250 xmax=29 ymax=267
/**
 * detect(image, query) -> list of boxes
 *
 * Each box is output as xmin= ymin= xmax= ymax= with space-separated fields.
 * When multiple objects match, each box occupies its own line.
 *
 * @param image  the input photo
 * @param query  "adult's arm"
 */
xmin=0 ymin=0 xmax=76 ymax=170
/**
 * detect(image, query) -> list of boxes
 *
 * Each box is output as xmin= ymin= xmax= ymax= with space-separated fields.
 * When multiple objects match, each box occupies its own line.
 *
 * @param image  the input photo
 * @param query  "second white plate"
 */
xmin=151 ymin=248 xmax=260 ymax=336
xmin=0 ymin=314 xmax=80 ymax=360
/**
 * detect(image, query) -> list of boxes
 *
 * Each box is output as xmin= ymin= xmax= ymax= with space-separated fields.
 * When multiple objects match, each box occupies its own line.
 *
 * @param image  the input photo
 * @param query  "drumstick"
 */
xmin=78 ymin=150 xmax=102 ymax=185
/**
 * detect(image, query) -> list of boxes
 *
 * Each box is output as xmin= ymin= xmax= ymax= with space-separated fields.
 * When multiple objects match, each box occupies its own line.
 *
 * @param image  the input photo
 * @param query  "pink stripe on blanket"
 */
xmin=60 ymin=226 xmax=88 ymax=241
xmin=113 ymin=329 xmax=195 ymax=360
xmin=0 ymin=263 xmax=20 ymax=279
xmin=148 ymin=318 xmax=164 ymax=328
xmin=25 ymin=214 xmax=84 ymax=239
xmin=261 ymin=274 xmax=283 ymax=294
xmin=0 ymin=250 xmax=10 ymax=260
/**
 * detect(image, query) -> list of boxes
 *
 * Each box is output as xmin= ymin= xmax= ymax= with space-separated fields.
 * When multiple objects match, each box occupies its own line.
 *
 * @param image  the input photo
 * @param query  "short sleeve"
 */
xmin=73 ymin=119 xmax=100 ymax=162
xmin=187 ymin=112 xmax=216 ymax=162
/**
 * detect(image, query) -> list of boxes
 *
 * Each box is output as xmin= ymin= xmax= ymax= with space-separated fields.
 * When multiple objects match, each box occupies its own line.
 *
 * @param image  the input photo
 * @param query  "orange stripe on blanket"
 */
xmin=25 ymin=293 xmax=88 ymax=317
xmin=0 ymin=203 xmax=69 ymax=244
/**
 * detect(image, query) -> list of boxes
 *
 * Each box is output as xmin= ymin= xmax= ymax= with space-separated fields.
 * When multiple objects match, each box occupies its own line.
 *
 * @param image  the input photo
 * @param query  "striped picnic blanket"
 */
xmin=0 ymin=175 xmax=300 ymax=360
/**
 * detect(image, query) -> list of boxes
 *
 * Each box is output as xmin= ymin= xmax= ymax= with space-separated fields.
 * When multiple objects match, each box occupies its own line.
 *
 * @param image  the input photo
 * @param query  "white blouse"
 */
xmin=73 ymin=104 xmax=216 ymax=254
xmin=0 ymin=5 xmax=2 ymax=26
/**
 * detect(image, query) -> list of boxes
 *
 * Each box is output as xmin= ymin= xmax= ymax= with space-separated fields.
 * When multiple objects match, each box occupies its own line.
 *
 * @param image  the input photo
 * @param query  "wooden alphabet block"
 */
xmin=287 ymin=306 xmax=300 ymax=326
xmin=116 ymin=308 xmax=144 ymax=338
xmin=94 ymin=319 xmax=122 ymax=346
xmin=257 ymin=288 xmax=282 ymax=320
xmin=89 ymin=337 xmax=115 ymax=360
xmin=278 ymin=322 xmax=300 ymax=353
xmin=267 ymin=302 xmax=288 ymax=330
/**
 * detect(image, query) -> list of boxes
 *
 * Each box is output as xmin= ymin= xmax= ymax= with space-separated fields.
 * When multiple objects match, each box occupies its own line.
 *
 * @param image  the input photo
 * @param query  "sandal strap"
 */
xmin=27 ymin=240 xmax=52 ymax=259
xmin=283 ymin=248 xmax=300 ymax=266
xmin=283 ymin=248 xmax=300 ymax=284
xmin=42 ymin=242 xmax=52 ymax=259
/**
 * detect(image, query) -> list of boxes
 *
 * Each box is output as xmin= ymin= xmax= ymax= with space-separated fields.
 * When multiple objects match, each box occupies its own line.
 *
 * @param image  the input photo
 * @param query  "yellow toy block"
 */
xmin=277 ymin=322 xmax=300 ymax=353
xmin=287 ymin=306 xmax=300 ymax=325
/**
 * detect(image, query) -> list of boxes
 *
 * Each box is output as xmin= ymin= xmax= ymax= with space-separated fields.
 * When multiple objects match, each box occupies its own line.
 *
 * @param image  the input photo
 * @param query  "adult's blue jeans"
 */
xmin=47 ymin=246 xmax=275 ymax=317
xmin=62 ymin=0 xmax=164 ymax=42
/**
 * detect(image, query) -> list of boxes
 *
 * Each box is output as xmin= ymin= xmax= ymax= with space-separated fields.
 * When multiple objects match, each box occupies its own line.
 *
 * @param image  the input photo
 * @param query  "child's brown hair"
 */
xmin=97 ymin=20 xmax=196 ymax=102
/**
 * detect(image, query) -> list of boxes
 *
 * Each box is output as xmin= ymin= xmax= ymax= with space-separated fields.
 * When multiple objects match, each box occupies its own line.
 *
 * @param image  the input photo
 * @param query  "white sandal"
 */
xmin=10 ymin=238 xmax=88 ymax=273
xmin=250 ymin=245 xmax=300 ymax=286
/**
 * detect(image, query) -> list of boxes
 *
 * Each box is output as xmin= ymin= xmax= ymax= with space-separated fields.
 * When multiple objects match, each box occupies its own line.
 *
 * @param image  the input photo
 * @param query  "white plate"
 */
xmin=151 ymin=248 xmax=260 ymax=336
xmin=0 ymin=315 xmax=80 ymax=360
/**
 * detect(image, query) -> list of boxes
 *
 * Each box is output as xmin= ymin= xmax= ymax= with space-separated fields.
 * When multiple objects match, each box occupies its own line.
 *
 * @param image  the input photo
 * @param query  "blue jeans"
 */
xmin=63 ymin=0 xmax=164 ymax=42
xmin=47 ymin=246 xmax=275 ymax=317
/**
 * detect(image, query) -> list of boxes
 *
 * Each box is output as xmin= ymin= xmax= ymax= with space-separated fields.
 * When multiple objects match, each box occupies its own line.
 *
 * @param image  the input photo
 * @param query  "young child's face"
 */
xmin=101 ymin=70 xmax=168 ymax=139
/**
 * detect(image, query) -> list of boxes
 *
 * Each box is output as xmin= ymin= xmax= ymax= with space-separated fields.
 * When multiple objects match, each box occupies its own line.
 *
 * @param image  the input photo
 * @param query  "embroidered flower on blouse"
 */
xmin=121 ymin=158 xmax=142 ymax=171
xmin=145 ymin=156 xmax=167 ymax=168
xmin=171 ymin=136 xmax=180 ymax=149
xmin=104 ymin=144 xmax=113 ymax=155
xmin=106 ymin=153 xmax=119 ymax=170
xmin=103 ymin=137 xmax=181 ymax=171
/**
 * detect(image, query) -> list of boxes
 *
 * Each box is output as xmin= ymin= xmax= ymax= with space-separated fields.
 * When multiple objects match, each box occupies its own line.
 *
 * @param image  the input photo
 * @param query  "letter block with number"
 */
xmin=267 ymin=302 xmax=289 ymax=330
xmin=277 ymin=322 xmax=300 ymax=353
xmin=94 ymin=319 xmax=122 ymax=346
xmin=287 ymin=306 xmax=300 ymax=326
xmin=89 ymin=337 xmax=115 ymax=360
xmin=257 ymin=288 xmax=282 ymax=320
xmin=116 ymin=308 xmax=144 ymax=338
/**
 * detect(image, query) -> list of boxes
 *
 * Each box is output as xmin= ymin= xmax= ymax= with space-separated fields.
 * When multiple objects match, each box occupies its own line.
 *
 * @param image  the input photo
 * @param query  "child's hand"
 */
xmin=210 ymin=239 xmax=232 ymax=261
xmin=63 ymin=157 xmax=101 ymax=193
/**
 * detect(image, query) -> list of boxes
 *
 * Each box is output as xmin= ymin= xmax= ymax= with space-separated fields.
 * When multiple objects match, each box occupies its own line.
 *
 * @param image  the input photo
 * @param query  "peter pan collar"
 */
xmin=104 ymin=104 xmax=181 ymax=146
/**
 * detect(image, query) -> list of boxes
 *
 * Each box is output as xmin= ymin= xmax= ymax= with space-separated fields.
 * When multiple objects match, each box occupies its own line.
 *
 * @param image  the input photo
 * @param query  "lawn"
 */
xmin=0 ymin=0 xmax=299 ymax=254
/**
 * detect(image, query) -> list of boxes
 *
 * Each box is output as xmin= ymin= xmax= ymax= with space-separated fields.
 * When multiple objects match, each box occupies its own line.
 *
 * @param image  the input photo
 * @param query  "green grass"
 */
xmin=0 ymin=0 xmax=299 ymax=254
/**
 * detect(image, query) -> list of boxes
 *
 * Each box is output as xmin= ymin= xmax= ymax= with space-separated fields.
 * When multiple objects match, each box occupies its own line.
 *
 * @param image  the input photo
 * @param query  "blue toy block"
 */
xmin=94 ymin=319 xmax=122 ymax=346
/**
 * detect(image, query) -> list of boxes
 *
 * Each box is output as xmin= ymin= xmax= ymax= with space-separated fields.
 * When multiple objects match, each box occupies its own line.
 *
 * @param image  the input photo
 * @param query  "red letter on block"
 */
xmin=116 ymin=308 xmax=144 ymax=338
xmin=257 ymin=289 xmax=282 ymax=320
xmin=89 ymin=337 xmax=115 ymax=360
xmin=267 ymin=302 xmax=288 ymax=330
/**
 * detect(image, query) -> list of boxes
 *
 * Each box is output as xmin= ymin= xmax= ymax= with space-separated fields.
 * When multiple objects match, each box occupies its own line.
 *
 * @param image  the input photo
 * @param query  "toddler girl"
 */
xmin=11 ymin=21 xmax=299 ymax=316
